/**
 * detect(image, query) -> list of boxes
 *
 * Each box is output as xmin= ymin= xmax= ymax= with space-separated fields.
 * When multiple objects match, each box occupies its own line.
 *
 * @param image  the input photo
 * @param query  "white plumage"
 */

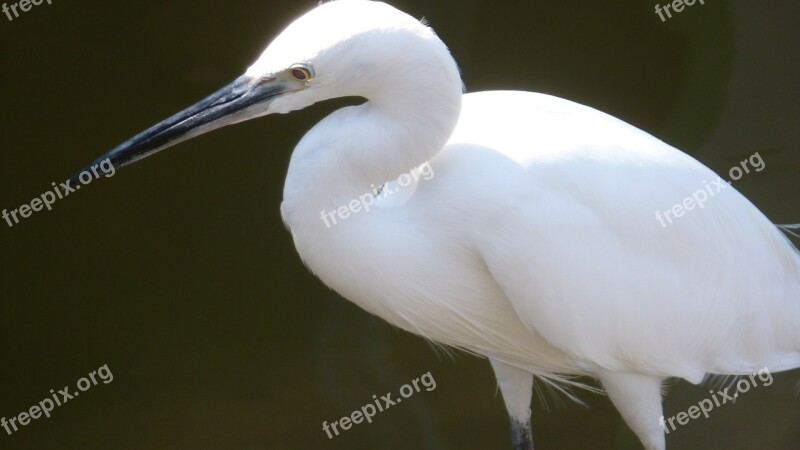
xmin=82 ymin=1 xmax=800 ymax=448
xmin=273 ymin=3 xmax=800 ymax=448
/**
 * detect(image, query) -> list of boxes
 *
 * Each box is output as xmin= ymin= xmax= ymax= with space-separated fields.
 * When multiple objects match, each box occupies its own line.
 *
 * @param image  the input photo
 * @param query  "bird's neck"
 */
xmin=281 ymin=63 xmax=462 ymax=239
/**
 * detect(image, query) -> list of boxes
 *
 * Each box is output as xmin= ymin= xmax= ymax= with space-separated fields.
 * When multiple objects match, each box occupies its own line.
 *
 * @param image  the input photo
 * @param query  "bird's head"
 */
xmin=70 ymin=0 xmax=460 ymax=181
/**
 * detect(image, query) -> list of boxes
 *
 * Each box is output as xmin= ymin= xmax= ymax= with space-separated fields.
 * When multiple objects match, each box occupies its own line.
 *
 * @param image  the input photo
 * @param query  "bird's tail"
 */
xmin=777 ymin=224 xmax=800 ymax=261
xmin=779 ymin=223 xmax=800 ymax=239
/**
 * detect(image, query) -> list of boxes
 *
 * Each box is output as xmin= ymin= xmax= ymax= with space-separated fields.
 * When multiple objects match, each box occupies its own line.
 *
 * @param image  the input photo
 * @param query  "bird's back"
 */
xmin=435 ymin=90 xmax=800 ymax=381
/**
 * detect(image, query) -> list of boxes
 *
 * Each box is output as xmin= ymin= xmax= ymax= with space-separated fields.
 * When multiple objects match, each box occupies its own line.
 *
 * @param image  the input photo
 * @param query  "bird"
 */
xmin=69 ymin=1 xmax=800 ymax=449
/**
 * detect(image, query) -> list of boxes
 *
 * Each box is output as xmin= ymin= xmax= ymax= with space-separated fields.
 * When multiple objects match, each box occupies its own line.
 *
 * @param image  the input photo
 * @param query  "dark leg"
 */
xmin=511 ymin=418 xmax=534 ymax=450
xmin=491 ymin=359 xmax=535 ymax=450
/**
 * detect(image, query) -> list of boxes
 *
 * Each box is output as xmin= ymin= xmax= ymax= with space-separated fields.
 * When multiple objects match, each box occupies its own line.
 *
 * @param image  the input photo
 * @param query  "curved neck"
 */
xmin=281 ymin=49 xmax=462 ymax=238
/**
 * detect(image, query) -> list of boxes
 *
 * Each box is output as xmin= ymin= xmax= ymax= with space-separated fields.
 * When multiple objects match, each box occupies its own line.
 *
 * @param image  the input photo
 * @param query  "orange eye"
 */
xmin=290 ymin=65 xmax=313 ymax=81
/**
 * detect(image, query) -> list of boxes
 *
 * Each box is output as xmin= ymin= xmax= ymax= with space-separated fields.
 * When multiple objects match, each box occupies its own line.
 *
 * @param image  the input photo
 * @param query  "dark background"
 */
xmin=1 ymin=0 xmax=799 ymax=449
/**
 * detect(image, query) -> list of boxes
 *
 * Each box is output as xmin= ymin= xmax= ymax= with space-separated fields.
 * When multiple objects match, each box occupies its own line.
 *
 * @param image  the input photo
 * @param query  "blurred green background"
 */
xmin=1 ymin=0 xmax=798 ymax=449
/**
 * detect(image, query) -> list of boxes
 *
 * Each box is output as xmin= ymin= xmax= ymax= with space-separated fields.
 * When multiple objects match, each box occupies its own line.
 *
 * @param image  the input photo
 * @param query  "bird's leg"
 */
xmin=510 ymin=417 xmax=534 ymax=450
xmin=490 ymin=359 xmax=535 ymax=450
xmin=598 ymin=370 xmax=666 ymax=450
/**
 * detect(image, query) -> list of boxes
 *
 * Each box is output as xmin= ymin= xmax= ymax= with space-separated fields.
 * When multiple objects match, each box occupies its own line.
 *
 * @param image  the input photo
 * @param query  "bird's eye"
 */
xmin=290 ymin=65 xmax=313 ymax=82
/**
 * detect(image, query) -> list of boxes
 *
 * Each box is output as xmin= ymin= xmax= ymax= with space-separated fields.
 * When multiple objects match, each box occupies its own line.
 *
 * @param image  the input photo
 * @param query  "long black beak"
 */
xmin=68 ymin=74 xmax=288 ymax=185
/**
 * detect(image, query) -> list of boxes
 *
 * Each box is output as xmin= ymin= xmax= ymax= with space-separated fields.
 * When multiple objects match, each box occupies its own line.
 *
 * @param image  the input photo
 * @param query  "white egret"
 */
xmin=71 ymin=1 xmax=800 ymax=449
